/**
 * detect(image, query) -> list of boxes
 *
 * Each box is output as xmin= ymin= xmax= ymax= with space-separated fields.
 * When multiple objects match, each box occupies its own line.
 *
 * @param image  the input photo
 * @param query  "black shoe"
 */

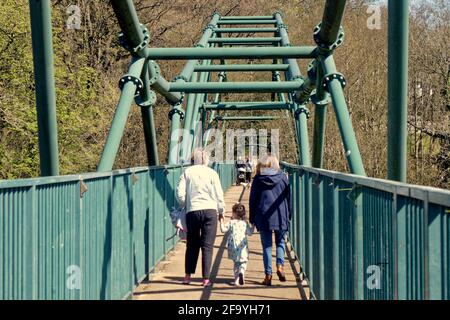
xmin=238 ymin=273 xmax=244 ymax=285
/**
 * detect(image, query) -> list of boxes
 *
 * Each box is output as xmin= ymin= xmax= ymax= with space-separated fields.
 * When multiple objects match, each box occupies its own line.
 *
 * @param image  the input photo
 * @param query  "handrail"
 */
xmin=0 ymin=164 xmax=188 ymax=189
xmin=282 ymin=161 xmax=450 ymax=300
xmin=0 ymin=163 xmax=235 ymax=300
xmin=281 ymin=162 xmax=450 ymax=207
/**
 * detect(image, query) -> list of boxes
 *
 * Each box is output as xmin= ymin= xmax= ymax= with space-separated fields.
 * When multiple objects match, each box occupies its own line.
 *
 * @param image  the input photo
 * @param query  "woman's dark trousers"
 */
xmin=185 ymin=209 xmax=218 ymax=279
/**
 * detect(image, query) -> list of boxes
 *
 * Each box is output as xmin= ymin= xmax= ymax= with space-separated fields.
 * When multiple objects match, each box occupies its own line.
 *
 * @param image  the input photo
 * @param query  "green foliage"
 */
xmin=0 ymin=1 xmax=39 ymax=179
xmin=0 ymin=1 xmax=110 ymax=178
xmin=0 ymin=1 xmax=448 ymax=190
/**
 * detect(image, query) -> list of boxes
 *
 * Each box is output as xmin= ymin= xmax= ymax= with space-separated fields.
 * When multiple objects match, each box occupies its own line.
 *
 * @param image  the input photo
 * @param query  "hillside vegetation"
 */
xmin=0 ymin=0 xmax=448 ymax=189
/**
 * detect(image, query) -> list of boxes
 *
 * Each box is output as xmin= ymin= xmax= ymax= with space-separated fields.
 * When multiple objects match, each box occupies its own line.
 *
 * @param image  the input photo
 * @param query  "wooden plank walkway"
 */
xmin=133 ymin=186 xmax=309 ymax=300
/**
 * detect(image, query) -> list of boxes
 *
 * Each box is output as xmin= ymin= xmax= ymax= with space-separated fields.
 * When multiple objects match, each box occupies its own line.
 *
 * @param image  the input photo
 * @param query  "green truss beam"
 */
xmin=203 ymin=102 xmax=292 ymax=111
xmin=29 ymin=0 xmax=385 ymax=181
xmin=214 ymin=27 xmax=278 ymax=33
xmin=387 ymin=0 xmax=410 ymax=182
xmin=169 ymin=80 xmax=303 ymax=93
xmin=98 ymin=58 xmax=146 ymax=172
xmin=220 ymin=16 xmax=274 ymax=20
xmin=215 ymin=116 xmax=280 ymax=121
xmin=208 ymin=37 xmax=282 ymax=44
xmin=194 ymin=64 xmax=290 ymax=72
xmin=144 ymin=47 xmax=317 ymax=60
xmin=29 ymin=0 xmax=60 ymax=176
xmin=217 ymin=20 xmax=278 ymax=25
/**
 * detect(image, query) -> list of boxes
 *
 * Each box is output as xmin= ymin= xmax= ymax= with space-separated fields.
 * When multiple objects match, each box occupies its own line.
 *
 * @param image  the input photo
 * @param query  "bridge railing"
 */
xmin=282 ymin=162 xmax=450 ymax=300
xmin=0 ymin=163 xmax=235 ymax=300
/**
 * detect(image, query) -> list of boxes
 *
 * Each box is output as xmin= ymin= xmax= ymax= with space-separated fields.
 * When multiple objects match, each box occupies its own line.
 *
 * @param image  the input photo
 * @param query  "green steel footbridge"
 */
xmin=0 ymin=0 xmax=449 ymax=300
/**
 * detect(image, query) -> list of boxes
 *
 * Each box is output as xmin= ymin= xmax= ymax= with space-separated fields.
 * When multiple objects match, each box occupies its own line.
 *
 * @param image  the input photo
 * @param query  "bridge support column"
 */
xmin=138 ymin=61 xmax=159 ymax=166
xmin=274 ymin=13 xmax=303 ymax=81
xmin=168 ymin=108 xmax=183 ymax=165
xmin=98 ymin=58 xmax=146 ymax=172
xmin=312 ymin=63 xmax=330 ymax=168
xmin=312 ymin=106 xmax=327 ymax=168
xmin=169 ymin=13 xmax=220 ymax=164
xmin=189 ymin=61 xmax=211 ymax=154
xmin=295 ymin=106 xmax=312 ymax=166
xmin=387 ymin=0 xmax=410 ymax=182
xmin=179 ymin=73 xmax=199 ymax=163
xmin=29 ymin=0 xmax=60 ymax=176
xmin=320 ymin=54 xmax=366 ymax=176
xmin=141 ymin=106 xmax=158 ymax=166
xmin=203 ymin=72 xmax=226 ymax=148
xmin=274 ymin=13 xmax=314 ymax=166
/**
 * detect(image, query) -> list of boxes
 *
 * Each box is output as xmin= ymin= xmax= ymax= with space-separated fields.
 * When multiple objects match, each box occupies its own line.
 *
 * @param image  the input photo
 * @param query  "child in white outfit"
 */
xmin=219 ymin=203 xmax=254 ymax=286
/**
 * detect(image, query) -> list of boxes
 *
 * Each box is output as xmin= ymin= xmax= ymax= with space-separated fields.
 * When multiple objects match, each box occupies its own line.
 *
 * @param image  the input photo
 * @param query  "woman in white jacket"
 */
xmin=176 ymin=149 xmax=225 ymax=287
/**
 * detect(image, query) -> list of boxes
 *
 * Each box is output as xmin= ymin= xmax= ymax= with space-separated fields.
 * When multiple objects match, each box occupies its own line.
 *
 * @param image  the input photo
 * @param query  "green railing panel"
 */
xmin=0 ymin=163 xmax=235 ymax=300
xmin=153 ymin=169 xmax=165 ymax=265
xmin=111 ymin=174 xmax=132 ymax=300
xmin=132 ymin=171 xmax=150 ymax=286
xmin=81 ymin=176 xmax=111 ymax=300
xmin=148 ymin=170 xmax=156 ymax=270
xmin=212 ymin=162 xmax=236 ymax=192
xmin=282 ymin=162 xmax=450 ymax=300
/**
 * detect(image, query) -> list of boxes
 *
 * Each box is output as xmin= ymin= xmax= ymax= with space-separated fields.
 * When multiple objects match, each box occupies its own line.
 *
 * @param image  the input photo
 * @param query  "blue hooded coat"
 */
xmin=249 ymin=172 xmax=291 ymax=231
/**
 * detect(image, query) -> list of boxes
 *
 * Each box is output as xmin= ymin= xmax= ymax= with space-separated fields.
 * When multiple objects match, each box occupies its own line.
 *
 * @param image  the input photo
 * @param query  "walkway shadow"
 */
xmin=200 ymin=221 xmax=228 ymax=300
xmin=286 ymin=239 xmax=310 ymax=300
xmin=211 ymin=291 xmax=293 ymax=300
xmin=100 ymin=180 xmax=113 ymax=300
xmin=135 ymin=282 xmax=300 ymax=297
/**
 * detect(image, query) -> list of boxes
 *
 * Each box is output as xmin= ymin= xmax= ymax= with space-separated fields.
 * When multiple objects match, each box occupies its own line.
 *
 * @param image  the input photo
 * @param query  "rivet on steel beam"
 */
xmin=119 ymin=74 xmax=144 ymax=95
xmin=136 ymin=90 xmax=157 ymax=108
xmin=118 ymin=24 xmax=150 ymax=54
xmin=295 ymin=106 xmax=311 ymax=120
xmin=322 ymin=72 xmax=346 ymax=90
xmin=168 ymin=107 xmax=185 ymax=121
xmin=313 ymin=23 xmax=345 ymax=52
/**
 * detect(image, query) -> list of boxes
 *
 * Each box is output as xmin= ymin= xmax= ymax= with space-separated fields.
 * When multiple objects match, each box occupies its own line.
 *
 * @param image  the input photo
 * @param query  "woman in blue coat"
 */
xmin=249 ymin=154 xmax=291 ymax=286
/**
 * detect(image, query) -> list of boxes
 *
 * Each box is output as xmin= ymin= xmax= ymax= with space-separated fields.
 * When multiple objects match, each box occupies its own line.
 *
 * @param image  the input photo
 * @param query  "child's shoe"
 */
xmin=234 ymin=276 xmax=240 ymax=286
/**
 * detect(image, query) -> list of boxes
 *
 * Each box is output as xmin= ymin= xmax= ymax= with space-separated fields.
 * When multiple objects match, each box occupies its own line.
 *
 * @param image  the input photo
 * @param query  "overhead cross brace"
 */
xmin=203 ymin=102 xmax=292 ymax=111
xmin=217 ymin=20 xmax=278 ymax=25
xmin=144 ymin=47 xmax=317 ymax=60
xmin=169 ymin=81 xmax=303 ymax=93
xmin=208 ymin=37 xmax=282 ymax=44
xmin=215 ymin=116 xmax=280 ymax=121
xmin=99 ymin=1 xmax=367 ymax=177
xmin=214 ymin=27 xmax=278 ymax=33
xmin=194 ymin=64 xmax=290 ymax=72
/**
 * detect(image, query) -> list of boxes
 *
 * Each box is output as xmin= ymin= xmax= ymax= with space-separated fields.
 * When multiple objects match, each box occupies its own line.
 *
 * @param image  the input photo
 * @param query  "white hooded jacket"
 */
xmin=176 ymin=165 xmax=225 ymax=214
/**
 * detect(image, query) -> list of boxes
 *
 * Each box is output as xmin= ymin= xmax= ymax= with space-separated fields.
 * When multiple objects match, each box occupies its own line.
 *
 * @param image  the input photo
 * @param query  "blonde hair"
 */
xmin=258 ymin=153 xmax=280 ymax=171
xmin=192 ymin=148 xmax=210 ymax=165
xmin=255 ymin=162 xmax=262 ymax=175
